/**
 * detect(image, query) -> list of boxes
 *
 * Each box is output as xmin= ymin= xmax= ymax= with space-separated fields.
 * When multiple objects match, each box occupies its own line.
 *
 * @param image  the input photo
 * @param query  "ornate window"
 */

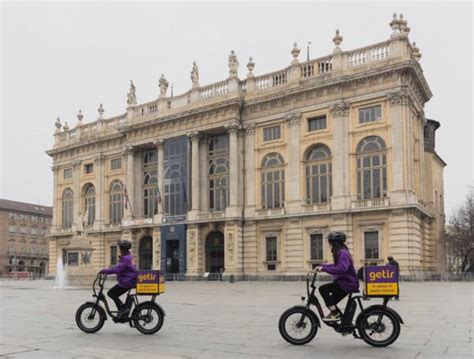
xmin=308 ymin=116 xmax=327 ymax=131
xmin=261 ymin=153 xmax=285 ymax=209
xmin=109 ymin=180 xmax=123 ymax=224
xmin=266 ymin=236 xmax=277 ymax=270
xmin=61 ymin=188 xmax=73 ymax=228
xmin=364 ymin=231 xmax=379 ymax=259
xmin=164 ymin=165 xmax=187 ymax=216
xmin=208 ymin=134 xmax=229 ymax=212
xmin=305 ymin=145 xmax=332 ymax=204
xmin=110 ymin=158 xmax=122 ymax=170
xmin=359 ymin=105 xmax=382 ymax=124
xmin=356 ymin=136 xmax=387 ymax=199
xmin=84 ymin=184 xmax=95 ymax=225
xmin=263 ymin=125 xmax=281 ymax=141
xmin=144 ymin=171 xmax=159 ymax=218
xmin=310 ymin=234 xmax=324 ymax=261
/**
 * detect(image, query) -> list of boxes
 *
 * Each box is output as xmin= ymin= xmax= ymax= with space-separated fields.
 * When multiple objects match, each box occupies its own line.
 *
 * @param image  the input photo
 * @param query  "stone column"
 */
xmin=154 ymin=139 xmax=165 ymax=221
xmin=286 ymin=112 xmax=302 ymax=212
xmin=124 ymin=147 xmax=136 ymax=219
xmin=387 ymin=90 xmax=410 ymax=205
xmin=226 ymin=122 xmax=240 ymax=217
xmin=330 ymin=101 xmax=350 ymax=210
xmin=188 ymin=131 xmax=200 ymax=220
xmin=94 ymin=155 xmax=105 ymax=230
xmin=72 ymin=161 xmax=81 ymax=231
xmin=244 ymin=124 xmax=256 ymax=217
xmin=199 ymin=136 xmax=209 ymax=212
xmin=51 ymin=165 xmax=59 ymax=230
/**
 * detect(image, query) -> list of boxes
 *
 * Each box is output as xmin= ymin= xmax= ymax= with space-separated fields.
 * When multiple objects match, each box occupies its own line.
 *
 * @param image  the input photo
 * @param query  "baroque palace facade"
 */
xmin=47 ymin=14 xmax=445 ymax=280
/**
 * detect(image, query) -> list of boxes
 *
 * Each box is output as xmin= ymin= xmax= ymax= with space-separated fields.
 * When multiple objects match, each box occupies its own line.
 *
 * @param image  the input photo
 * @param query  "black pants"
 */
xmin=319 ymin=282 xmax=349 ymax=307
xmin=107 ymin=284 xmax=129 ymax=310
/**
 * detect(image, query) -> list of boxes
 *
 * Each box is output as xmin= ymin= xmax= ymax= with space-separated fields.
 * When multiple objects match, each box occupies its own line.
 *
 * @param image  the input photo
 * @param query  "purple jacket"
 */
xmin=321 ymin=249 xmax=359 ymax=293
xmin=101 ymin=253 xmax=137 ymax=289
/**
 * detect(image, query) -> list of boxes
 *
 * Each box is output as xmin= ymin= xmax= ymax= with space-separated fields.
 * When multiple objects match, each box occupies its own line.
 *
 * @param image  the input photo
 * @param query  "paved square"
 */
xmin=0 ymin=279 xmax=472 ymax=358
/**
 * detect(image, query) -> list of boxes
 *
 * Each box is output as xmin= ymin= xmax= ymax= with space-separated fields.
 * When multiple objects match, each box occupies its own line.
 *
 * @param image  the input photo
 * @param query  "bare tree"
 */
xmin=447 ymin=186 xmax=474 ymax=272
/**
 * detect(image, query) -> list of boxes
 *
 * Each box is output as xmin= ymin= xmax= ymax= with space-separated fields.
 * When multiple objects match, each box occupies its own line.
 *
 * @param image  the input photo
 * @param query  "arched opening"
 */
xmin=39 ymin=262 xmax=46 ymax=277
xmin=205 ymin=231 xmax=225 ymax=273
xmin=18 ymin=260 xmax=25 ymax=272
xmin=138 ymin=236 xmax=153 ymax=270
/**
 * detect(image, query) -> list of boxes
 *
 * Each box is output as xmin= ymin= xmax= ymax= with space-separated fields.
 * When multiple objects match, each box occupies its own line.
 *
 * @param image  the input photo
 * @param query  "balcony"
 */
xmin=351 ymin=197 xmax=390 ymax=209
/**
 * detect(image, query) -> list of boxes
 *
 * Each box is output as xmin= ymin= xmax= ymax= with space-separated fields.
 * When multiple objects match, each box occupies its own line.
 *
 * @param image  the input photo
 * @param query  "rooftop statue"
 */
xmin=127 ymin=80 xmax=137 ymax=106
xmin=191 ymin=62 xmax=199 ymax=88
xmin=228 ymin=50 xmax=239 ymax=77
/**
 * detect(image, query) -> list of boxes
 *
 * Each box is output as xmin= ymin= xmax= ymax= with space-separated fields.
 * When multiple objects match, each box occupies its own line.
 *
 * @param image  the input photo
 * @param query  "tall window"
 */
xmin=263 ymin=125 xmax=281 ymax=141
xmin=84 ymin=184 xmax=95 ymax=225
xmin=84 ymin=163 xmax=94 ymax=174
xmin=305 ymin=145 xmax=332 ymax=204
xmin=144 ymin=171 xmax=159 ymax=218
xmin=62 ymin=188 xmax=73 ymax=228
xmin=63 ymin=168 xmax=72 ymax=180
xmin=163 ymin=137 xmax=188 ymax=217
xmin=359 ymin=105 xmax=382 ymax=124
xmin=356 ymin=136 xmax=387 ymax=199
xmin=261 ymin=153 xmax=285 ymax=209
xmin=364 ymin=231 xmax=379 ymax=259
xmin=310 ymin=234 xmax=324 ymax=260
xmin=109 ymin=180 xmax=123 ymax=224
xmin=209 ymin=134 xmax=229 ymax=212
xmin=110 ymin=246 xmax=118 ymax=265
xmin=31 ymin=225 xmax=37 ymax=236
xmin=266 ymin=236 xmax=277 ymax=261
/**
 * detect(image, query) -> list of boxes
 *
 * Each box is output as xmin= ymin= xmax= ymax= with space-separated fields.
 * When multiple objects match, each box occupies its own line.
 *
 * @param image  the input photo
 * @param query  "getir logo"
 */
xmin=138 ymin=273 xmax=157 ymax=282
xmin=368 ymin=269 xmax=395 ymax=281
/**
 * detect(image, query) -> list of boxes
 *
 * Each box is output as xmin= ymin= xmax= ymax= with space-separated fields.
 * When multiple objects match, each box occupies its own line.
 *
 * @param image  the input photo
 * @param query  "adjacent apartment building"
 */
xmin=0 ymin=199 xmax=52 ymax=277
xmin=46 ymin=14 xmax=446 ymax=280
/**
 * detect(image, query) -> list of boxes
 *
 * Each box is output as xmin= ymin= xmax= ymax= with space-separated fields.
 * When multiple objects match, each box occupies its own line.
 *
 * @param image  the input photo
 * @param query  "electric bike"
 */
xmin=278 ymin=272 xmax=403 ymax=347
xmin=75 ymin=273 xmax=165 ymax=335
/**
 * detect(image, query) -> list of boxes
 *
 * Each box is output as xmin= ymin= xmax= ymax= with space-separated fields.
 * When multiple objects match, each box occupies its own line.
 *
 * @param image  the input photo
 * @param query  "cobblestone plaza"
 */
xmin=0 ymin=280 xmax=472 ymax=358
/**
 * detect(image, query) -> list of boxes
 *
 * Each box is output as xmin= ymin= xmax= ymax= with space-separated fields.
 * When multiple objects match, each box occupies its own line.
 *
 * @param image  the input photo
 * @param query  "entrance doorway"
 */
xmin=139 ymin=237 xmax=153 ymax=270
xmin=166 ymin=240 xmax=180 ymax=273
xmin=206 ymin=231 xmax=224 ymax=273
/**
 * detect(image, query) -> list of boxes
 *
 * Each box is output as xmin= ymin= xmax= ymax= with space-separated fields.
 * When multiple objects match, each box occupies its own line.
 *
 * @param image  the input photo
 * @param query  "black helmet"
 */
xmin=327 ymin=232 xmax=346 ymax=243
xmin=118 ymin=239 xmax=132 ymax=251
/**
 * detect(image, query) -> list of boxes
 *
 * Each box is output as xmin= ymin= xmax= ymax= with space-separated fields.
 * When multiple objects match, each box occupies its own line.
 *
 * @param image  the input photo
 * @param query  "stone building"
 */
xmin=47 ymin=14 xmax=445 ymax=280
xmin=0 ymin=199 xmax=52 ymax=277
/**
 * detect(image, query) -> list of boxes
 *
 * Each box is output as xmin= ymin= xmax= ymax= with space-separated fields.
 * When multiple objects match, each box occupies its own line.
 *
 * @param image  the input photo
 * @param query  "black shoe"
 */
xmin=117 ymin=307 xmax=130 ymax=318
xmin=322 ymin=311 xmax=341 ymax=322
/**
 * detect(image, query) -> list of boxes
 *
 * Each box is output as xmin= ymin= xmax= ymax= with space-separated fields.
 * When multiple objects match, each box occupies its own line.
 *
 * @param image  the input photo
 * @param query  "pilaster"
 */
xmin=285 ymin=112 xmax=302 ymax=213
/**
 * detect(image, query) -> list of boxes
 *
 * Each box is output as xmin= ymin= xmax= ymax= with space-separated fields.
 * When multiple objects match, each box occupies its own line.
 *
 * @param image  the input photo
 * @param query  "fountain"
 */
xmin=53 ymin=257 xmax=68 ymax=288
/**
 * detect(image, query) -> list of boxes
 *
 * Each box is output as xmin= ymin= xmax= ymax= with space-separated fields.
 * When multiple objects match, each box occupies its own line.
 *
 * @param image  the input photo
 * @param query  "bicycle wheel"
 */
xmin=75 ymin=303 xmax=106 ymax=333
xmin=278 ymin=307 xmax=319 ymax=345
xmin=132 ymin=302 xmax=164 ymax=335
xmin=357 ymin=308 xmax=401 ymax=347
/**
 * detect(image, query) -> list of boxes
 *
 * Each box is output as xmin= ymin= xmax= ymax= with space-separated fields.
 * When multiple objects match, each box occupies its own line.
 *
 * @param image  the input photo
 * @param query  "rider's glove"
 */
xmin=315 ymin=266 xmax=323 ymax=272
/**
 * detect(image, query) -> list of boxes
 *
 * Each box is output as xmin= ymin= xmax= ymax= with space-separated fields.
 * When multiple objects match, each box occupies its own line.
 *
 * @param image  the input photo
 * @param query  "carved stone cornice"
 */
xmin=386 ymin=88 xmax=410 ymax=106
xmin=329 ymin=101 xmax=350 ymax=117
xmin=285 ymin=112 xmax=301 ymax=127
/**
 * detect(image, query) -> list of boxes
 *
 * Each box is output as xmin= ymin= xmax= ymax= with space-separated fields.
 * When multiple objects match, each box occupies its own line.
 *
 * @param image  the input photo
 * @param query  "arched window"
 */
xmin=356 ymin=136 xmax=387 ymax=199
xmin=164 ymin=164 xmax=187 ymax=216
xmin=209 ymin=158 xmax=229 ymax=212
xmin=84 ymin=184 xmax=95 ymax=226
xmin=305 ymin=145 xmax=332 ymax=204
xmin=62 ymin=188 xmax=73 ymax=228
xmin=109 ymin=180 xmax=123 ymax=224
xmin=261 ymin=153 xmax=285 ymax=209
xmin=144 ymin=171 xmax=159 ymax=218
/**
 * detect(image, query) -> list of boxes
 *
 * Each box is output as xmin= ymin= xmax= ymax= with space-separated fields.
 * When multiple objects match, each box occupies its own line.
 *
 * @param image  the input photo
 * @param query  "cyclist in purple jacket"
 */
xmin=100 ymin=240 xmax=137 ymax=318
xmin=316 ymin=232 xmax=359 ymax=322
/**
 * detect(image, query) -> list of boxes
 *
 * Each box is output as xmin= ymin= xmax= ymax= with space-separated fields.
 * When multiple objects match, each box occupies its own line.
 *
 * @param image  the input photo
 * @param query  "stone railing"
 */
xmin=54 ymin=36 xmax=415 ymax=147
xmin=254 ymin=68 xmax=288 ymax=91
xmin=300 ymin=56 xmax=333 ymax=78
xmin=351 ymin=197 xmax=390 ymax=209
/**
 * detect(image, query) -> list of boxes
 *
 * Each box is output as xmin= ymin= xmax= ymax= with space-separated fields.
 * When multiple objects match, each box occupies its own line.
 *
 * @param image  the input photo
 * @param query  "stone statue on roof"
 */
xmin=127 ymin=80 xmax=137 ymax=106
xmin=191 ymin=62 xmax=199 ymax=88
xmin=228 ymin=50 xmax=239 ymax=77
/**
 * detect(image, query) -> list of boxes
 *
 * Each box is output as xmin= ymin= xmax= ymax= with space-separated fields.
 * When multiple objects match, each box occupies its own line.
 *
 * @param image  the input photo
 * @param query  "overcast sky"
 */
xmin=1 ymin=1 xmax=472 ymax=217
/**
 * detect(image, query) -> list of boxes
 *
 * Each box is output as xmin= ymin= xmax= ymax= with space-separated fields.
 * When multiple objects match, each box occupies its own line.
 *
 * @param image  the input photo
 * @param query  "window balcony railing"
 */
xmin=351 ymin=197 xmax=390 ymax=209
